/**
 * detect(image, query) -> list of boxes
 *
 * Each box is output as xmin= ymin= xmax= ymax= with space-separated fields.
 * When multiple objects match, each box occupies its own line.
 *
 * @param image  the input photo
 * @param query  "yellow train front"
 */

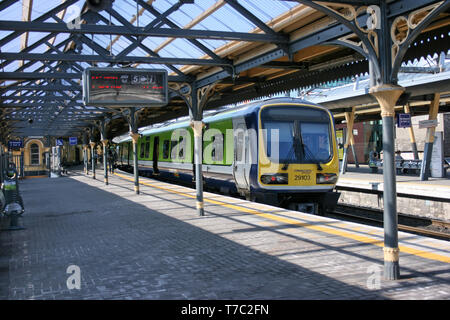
xmin=246 ymin=98 xmax=341 ymax=214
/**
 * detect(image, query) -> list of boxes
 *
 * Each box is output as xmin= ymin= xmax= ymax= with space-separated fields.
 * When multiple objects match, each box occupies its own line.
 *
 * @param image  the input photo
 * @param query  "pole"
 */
xmin=102 ymin=140 xmax=109 ymax=185
xmin=129 ymin=107 xmax=140 ymax=195
xmin=83 ymin=145 xmax=88 ymax=174
xmin=192 ymin=120 xmax=204 ymax=216
xmin=420 ymin=93 xmax=440 ymax=181
xmin=130 ymin=132 xmax=140 ymax=194
xmin=370 ymin=84 xmax=404 ymax=280
xmin=90 ymin=142 xmax=96 ymax=179
xmin=403 ymin=104 xmax=419 ymax=160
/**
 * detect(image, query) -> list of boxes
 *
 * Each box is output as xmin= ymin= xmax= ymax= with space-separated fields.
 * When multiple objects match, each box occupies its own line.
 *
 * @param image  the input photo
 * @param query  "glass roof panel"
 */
xmin=0 ymin=0 xmax=305 ymax=78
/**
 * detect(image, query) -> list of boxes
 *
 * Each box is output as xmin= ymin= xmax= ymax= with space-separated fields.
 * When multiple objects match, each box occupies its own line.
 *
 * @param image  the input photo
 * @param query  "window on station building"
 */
xmin=30 ymin=143 xmax=40 ymax=165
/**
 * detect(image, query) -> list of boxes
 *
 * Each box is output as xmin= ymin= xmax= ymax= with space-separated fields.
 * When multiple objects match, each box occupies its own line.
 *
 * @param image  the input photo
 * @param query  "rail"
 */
xmin=329 ymin=204 xmax=450 ymax=241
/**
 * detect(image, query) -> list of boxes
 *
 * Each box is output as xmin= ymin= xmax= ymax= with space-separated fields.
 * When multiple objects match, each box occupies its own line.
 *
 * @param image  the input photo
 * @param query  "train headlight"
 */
xmin=316 ymin=173 xmax=338 ymax=184
xmin=261 ymin=174 xmax=288 ymax=185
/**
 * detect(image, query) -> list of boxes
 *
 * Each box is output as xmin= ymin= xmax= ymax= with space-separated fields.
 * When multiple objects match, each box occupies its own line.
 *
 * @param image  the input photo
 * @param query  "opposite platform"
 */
xmin=336 ymin=165 xmax=450 ymax=221
xmin=337 ymin=165 xmax=450 ymax=200
xmin=0 ymin=170 xmax=449 ymax=300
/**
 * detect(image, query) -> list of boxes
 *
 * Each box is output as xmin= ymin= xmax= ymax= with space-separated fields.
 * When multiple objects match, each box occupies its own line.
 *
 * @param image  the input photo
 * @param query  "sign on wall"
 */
xmin=69 ymin=137 xmax=78 ymax=146
xmin=418 ymin=119 xmax=438 ymax=129
xmin=397 ymin=113 xmax=411 ymax=128
xmin=56 ymin=139 xmax=64 ymax=146
xmin=8 ymin=140 xmax=23 ymax=149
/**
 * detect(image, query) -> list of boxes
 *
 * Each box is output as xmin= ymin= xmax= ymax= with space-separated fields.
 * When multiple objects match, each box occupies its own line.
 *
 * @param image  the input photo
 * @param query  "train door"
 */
xmin=336 ymin=129 xmax=344 ymax=160
xmin=152 ymin=136 xmax=159 ymax=174
xmin=232 ymin=121 xmax=250 ymax=192
xmin=127 ymin=141 xmax=131 ymax=166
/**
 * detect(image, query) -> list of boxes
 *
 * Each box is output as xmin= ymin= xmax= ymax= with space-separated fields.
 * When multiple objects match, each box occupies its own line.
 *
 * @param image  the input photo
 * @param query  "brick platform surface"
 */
xmin=0 ymin=170 xmax=449 ymax=300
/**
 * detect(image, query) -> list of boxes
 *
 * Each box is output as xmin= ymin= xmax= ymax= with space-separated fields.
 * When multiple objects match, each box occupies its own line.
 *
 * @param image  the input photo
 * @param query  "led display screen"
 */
xmin=83 ymin=68 xmax=168 ymax=106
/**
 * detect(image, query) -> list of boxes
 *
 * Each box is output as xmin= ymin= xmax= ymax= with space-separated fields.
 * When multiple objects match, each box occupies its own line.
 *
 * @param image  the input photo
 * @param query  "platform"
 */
xmin=337 ymin=164 xmax=450 ymax=199
xmin=0 ymin=169 xmax=449 ymax=300
xmin=336 ymin=164 xmax=450 ymax=222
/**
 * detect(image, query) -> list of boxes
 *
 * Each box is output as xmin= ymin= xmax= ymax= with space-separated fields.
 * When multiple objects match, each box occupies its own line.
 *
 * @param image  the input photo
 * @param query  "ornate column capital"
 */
xmin=101 ymin=140 xmax=109 ymax=147
xmin=369 ymin=84 xmax=404 ymax=117
xmin=190 ymin=120 xmax=205 ymax=138
xmin=129 ymin=132 xmax=140 ymax=144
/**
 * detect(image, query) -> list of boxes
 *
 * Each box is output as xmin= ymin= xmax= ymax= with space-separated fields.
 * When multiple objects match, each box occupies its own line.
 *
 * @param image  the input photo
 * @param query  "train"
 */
xmin=116 ymin=97 xmax=340 ymax=214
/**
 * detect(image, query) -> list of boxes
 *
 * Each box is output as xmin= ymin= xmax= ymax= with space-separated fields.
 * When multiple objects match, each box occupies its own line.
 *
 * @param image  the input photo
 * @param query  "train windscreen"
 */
xmin=261 ymin=105 xmax=332 ymax=164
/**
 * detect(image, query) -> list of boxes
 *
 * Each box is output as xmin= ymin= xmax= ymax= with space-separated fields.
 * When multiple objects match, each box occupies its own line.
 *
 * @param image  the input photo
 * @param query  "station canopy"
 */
xmin=0 ymin=0 xmax=449 ymax=141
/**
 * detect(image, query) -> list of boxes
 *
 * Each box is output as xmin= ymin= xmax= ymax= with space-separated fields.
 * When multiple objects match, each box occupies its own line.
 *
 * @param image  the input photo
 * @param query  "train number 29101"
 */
xmin=294 ymin=174 xmax=311 ymax=181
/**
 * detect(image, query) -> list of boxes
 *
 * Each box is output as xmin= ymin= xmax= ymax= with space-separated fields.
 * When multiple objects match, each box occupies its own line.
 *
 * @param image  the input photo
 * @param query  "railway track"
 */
xmin=329 ymin=204 xmax=450 ymax=241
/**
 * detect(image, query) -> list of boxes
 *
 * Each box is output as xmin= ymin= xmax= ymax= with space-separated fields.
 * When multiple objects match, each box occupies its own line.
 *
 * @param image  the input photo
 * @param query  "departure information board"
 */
xmin=83 ymin=68 xmax=168 ymax=106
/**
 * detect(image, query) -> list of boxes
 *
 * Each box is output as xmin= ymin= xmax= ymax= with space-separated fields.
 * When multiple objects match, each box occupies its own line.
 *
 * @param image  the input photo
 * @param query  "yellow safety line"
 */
xmin=396 ymin=181 xmax=450 ymax=189
xmin=113 ymin=172 xmax=450 ymax=264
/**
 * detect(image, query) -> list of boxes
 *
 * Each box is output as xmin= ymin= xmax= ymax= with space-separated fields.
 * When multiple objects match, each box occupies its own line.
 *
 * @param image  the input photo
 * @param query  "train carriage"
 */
xmin=117 ymin=97 xmax=340 ymax=214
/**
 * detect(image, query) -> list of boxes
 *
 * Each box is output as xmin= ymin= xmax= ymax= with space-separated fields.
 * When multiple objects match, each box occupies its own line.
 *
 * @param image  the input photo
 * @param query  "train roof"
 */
xmin=116 ymin=97 xmax=322 ymax=143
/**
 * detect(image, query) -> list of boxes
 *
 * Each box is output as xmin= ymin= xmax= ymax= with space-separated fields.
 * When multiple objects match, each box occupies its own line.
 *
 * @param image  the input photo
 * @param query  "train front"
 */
xmin=256 ymin=102 xmax=340 ymax=214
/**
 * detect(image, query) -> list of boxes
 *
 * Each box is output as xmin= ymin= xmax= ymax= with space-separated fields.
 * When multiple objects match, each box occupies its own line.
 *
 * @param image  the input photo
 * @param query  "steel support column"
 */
xmin=46 ymin=135 xmax=51 ymax=177
xmin=102 ymin=140 xmax=108 ymax=185
xmin=128 ymin=108 xmax=140 ymax=195
xmin=191 ymin=118 xmax=204 ymax=216
xmin=130 ymin=133 xmax=140 ymax=194
xmin=82 ymin=131 xmax=89 ymax=175
xmin=99 ymin=119 xmax=109 ymax=186
xmin=83 ymin=145 xmax=88 ymax=174
xmin=420 ymin=93 xmax=440 ymax=181
xmin=90 ymin=141 xmax=96 ymax=179
xmin=187 ymin=83 xmax=217 ymax=216
xmin=370 ymin=84 xmax=404 ymax=280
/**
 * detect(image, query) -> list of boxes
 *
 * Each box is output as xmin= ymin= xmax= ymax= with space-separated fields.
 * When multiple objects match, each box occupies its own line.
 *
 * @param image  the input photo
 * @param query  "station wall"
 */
xmin=336 ymin=113 xmax=450 ymax=164
xmin=395 ymin=113 xmax=449 ymax=158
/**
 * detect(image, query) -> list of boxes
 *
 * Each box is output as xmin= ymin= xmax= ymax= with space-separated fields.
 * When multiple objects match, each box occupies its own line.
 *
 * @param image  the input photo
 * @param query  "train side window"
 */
xmin=212 ymin=134 xmax=224 ymax=162
xmin=235 ymin=131 xmax=243 ymax=162
xmin=145 ymin=142 xmax=150 ymax=159
xmin=178 ymin=137 xmax=184 ymax=159
xmin=170 ymin=138 xmax=178 ymax=161
xmin=211 ymin=136 xmax=216 ymax=159
xmin=163 ymin=140 xmax=170 ymax=159
xmin=140 ymin=142 xmax=145 ymax=158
